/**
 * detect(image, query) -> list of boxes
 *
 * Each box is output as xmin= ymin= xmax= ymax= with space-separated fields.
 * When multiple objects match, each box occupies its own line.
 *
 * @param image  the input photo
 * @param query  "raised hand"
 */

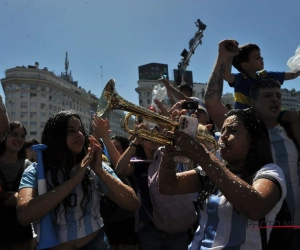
xmin=88 ymin=135 xmax=103 ymax=174
xmin=73 ymin=145 xmax=94 ymax=184
xmin=163 ymin=129 xmax=208 ymax=162
xmin=157 ymin=77 xmax=170 ymax=88
xmin=92 ymin=114 xmax=111 ymax=140
xmin=219 ymin=39 xmax=239 ymax=58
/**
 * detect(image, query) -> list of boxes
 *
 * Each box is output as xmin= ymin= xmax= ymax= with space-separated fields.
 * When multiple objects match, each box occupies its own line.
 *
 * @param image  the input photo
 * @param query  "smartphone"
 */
xmin=181 ymin=101 xmax=198 ymax=110
xmin=174 ymin=115 xmax=198 ymax=164
xmin=178 ymin=115 xmax=198 ymax=138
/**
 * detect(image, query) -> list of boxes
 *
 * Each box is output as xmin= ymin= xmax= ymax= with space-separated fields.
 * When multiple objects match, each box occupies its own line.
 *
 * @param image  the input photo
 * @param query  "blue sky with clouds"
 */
xmin=1 ymin=0 xmax=300 ymax=105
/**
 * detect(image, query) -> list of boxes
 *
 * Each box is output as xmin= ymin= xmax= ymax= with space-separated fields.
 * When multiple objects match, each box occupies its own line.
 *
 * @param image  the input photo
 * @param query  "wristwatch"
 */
xmin=129 ymin=141 xmax=138 ymax=148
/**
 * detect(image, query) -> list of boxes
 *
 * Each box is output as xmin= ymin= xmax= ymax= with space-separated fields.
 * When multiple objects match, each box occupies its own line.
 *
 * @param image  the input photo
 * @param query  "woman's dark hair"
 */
xmin=41 ymin=110 xmax=91 ymax=221
xmin=0 ymin=121 xmax=27 ymax=159
xmin=25 ymin=138 xmax=40 ymax=148
xmin=199 ymin=108 xmax=273 ymax=208
xmin=226 ymin=108 xmax=273 ymax=177
xmin=111 ymin=135 xmax=130 ymax=152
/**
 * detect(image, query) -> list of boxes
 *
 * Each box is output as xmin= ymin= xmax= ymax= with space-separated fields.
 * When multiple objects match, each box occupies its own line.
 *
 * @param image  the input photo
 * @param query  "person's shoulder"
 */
xmin=258 ymin=163 xmax=283 ymax=173
xmin=258 ymin=70 xmax=285 ymax=80
xmin=19 ymin=162 xmax=38 ymax=190
xmin=24 ymin=162 xmax=37 ymax=174
xmin=254 ymin=163 xmax=285 ymax=182
xmin=259 ymin=69 xmax=285 ymax=74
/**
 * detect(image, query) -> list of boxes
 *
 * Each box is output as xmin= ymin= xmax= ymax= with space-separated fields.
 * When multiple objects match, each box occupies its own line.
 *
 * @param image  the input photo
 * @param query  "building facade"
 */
xmin=1 ymin=61 xmax=98 ymax=141
xmin=281 ymin=88 xmax=300 ymax=111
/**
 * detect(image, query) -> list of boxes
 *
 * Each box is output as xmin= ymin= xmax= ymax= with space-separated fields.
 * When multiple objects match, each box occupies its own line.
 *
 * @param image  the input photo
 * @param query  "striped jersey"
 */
xmin=268 ymin=124 xmax=300 ymax=225
xmin=19 ymin=162 xmax=117 ymax=244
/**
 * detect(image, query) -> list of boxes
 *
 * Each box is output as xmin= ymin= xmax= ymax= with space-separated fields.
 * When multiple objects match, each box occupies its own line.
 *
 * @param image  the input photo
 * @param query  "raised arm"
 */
xmin=115 ymin=134 xmax=142 ymax=177
xmin=158 ymin=78 xmax=192 ymax=102
xmin=88 ymin=136 xmax=139 ymax=212
xmin=153 ymin=98 xmax=171 ymax=117
xmin=284 ymin=70 xmax=300 ymax=80
xmin=158 ymin=152 xmax=203 ymax=195
xmin=222 ymin=41 xmax=239 ymax=84
xmin=204 ymin=40 xmax=238 ymax=129
xmin=0 ymin=95 xmax=10 ymax=142
xmin=92 ymin=114 xmax=121 ymax=168
xmin=160 ymin=129 xmax=282 ymax=221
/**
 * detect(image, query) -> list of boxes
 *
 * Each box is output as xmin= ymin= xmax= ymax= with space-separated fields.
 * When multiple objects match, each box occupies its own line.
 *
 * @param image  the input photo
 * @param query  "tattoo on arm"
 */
xmin=204 ymin=61 xmax=225 ymax=101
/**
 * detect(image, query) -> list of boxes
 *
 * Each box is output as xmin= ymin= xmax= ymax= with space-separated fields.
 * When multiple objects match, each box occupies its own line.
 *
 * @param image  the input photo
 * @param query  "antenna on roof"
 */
xmin=101 ymin=66 xmax=103 ymax=90
xmin=65 ymin=52 xmax=69 ymax=75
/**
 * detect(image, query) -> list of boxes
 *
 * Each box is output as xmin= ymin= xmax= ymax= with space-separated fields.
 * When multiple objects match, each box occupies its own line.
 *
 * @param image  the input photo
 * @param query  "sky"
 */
xmin=1 ymin=0 xmax=300 ymax=106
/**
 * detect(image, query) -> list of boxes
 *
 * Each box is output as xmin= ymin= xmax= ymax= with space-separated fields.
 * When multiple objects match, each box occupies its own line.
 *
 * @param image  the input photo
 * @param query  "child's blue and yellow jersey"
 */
xmin=228 ymin=70 xmax=285 ymax=109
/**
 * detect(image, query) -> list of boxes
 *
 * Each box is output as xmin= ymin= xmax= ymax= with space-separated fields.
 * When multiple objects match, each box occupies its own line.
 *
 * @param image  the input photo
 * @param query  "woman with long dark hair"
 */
xmin=158 ymin=109 xmax=286 ymax=249
xmin=0 ymin=122 xmax=35 ymax=249
xmin=17 ymin=110 xmax=138 ymax=250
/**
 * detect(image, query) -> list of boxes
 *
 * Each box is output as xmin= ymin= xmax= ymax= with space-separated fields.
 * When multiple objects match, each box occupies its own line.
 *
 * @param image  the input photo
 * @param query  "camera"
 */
xmin=181 ymin=101 xmax=198 ymax=110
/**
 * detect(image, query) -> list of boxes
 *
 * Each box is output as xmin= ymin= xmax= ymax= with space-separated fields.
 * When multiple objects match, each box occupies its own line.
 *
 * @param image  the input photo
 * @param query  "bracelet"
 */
xmin=129 ymin=141 xmax=138 ymax=148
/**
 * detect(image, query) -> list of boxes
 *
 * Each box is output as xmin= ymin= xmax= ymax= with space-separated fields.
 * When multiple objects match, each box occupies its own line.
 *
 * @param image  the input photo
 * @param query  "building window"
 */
xmin=41 ymin=94 xmax=46 ymax=98
xmin=21 ymin=84 xmax=27 ymax=90
xmin=30 ymin=112 xmax=37 ymax=117
xmin=21 ymin=112 xmax=27 ymax=117
xmin=30 ymin=122 xmax=37 ymax=126
xmin=30 ymin=102 xmax=37 ymax=107
xmin=41 ymin=85 xmax=46 ymax=91
xmin=41 ymin=112 xmax=46 ymax=117
xmin=30 ymin=93 xmax=37 ymax=98
xmin=21 ymin=102 xmax=27 ymax=108
xmin=21 ymin=92 xmax=28 ymax=98
xmin=49 ymin=95 xmax=52 ymax=101
xmin=12 ymin=84 xmax=17 ymax=90
xmin=30 ymin=131 xmax=37 ymax=136
xmin=11 ymin=93 xmax=16 ymax=98
xmin=147 ymin=99 xmax=150 ymax=104
xmin=49 ymin=105 xmax=52 ymax=110
xmin=40 ymin=103 xmax=46 ymax=109
xmin=30 ymin=84 xmax=37 ymax=90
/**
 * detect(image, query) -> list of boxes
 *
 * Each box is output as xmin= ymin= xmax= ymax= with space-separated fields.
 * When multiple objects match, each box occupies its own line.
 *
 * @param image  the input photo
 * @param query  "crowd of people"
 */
xmin=0 ymin=39 xmax=299 ymax=250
